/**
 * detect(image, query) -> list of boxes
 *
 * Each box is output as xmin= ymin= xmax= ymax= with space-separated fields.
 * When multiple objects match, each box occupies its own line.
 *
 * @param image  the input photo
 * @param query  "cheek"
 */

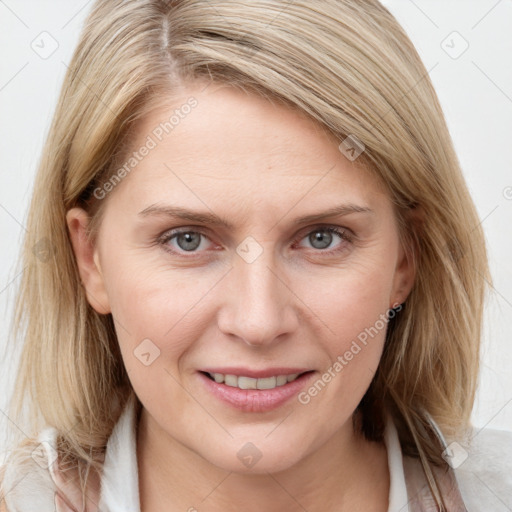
xmin=100 ymin=252 xmax=226 ymax=364
xmin=298 ymin=255 xmax=395 ymax=345
xmin=101 ymin=259 xmax=217 ymax=412
xmin=292 ymin=256 xmax=396 ymax=402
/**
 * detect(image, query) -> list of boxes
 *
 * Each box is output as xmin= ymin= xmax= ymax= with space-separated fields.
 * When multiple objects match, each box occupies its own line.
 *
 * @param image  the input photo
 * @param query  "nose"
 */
xmin=217 ymin=245 xmax=299 ymax=347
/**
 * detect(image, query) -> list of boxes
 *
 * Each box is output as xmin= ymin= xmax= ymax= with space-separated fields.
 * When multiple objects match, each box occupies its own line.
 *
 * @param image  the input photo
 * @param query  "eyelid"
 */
xmin=158 ymin=226 xmax=212 ymax=243
xmin=157 ymin=223 xmax=354 ymax=256
xmin=293 ymin=223 xmax=354 ymax=242
xmin=291 ymin=224 xmax=354 ymax=254
xmin=157 ymin=226 xmax=217 ymax=253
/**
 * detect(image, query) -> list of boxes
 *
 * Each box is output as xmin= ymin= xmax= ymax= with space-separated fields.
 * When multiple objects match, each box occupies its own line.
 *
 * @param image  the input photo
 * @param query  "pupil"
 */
xmin=310 ymin=230 xmax=332 ymax=249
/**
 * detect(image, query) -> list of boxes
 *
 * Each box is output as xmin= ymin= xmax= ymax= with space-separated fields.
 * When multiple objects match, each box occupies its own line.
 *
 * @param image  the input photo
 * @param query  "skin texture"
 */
xmin=67 ymin=81 xmax=415 ymax=511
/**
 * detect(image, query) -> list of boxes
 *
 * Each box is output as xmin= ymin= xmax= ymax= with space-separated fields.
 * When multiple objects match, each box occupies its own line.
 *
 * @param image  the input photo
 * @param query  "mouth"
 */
xmin=197 ymin=369 xmax=316 ymax=413
xmin=200 ymin=370 xmax=314 ymax=390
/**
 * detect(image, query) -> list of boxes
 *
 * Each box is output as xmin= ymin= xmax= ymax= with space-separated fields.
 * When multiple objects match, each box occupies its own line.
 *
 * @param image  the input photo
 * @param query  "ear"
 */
xmin=390 ymin=206 xmax=423 ymax=308
xmin=66 ymin=207 xmax=111 ymax=315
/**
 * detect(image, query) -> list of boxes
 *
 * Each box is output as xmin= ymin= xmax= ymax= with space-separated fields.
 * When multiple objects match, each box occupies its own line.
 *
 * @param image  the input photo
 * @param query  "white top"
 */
xmin=3 ymin=393 xmax=512 ymax=511
xmin=384 ymin=417 xmax=410 ymax=512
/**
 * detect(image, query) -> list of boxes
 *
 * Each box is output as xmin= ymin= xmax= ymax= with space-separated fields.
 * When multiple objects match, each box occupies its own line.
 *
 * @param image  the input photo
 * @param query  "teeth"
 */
xmin=257 ymin=376 xmax=276 ymax=390
xmin=224 ymin=374 xmax=238 ymax=387
xmin=209 ymin=372 xmax=303 ymax=390
xmin=276 ymin=375 xmax=288 ymax=386
xmin=238 ymin=376 xmax=257 ymax=389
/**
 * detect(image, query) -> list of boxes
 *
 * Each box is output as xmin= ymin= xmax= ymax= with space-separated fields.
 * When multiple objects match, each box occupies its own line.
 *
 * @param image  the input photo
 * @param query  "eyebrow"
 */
xmin=138 ymin=203 xmax=373 ymax=229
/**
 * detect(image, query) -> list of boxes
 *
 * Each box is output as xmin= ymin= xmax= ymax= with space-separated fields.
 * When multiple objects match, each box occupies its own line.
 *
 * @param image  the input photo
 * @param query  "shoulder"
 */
xmin=454 ymin=427 xmax=512 ymax=511
xmin=399 ymin=427 xmax=512 ymax=510
xmin=0 ymin=433 xmax=59 ymax=511
xmin=0 ymin=428 xmax=102 ymax=512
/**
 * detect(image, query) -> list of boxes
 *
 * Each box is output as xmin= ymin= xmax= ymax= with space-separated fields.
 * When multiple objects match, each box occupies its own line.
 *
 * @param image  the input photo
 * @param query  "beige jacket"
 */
xmin=1 ymin=394 xmax=511 ymax=511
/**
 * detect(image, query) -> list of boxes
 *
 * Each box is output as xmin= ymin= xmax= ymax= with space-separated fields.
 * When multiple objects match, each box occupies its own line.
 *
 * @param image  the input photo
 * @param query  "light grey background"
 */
xmin=1 ymin=0 xmax=511 ymax=458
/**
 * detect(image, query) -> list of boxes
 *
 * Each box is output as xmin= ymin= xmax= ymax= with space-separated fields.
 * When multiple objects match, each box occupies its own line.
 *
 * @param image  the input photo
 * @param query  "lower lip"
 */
xmin=198 ymin=371 xmax=315 ymax=413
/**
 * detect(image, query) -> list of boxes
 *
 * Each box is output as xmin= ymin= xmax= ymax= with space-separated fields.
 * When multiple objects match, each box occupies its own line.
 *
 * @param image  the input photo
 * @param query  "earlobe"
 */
xmin=390 ymin=206 xmax=422 ymax=308
xmin=66 ymin=207 xmax=111 ymax=315
xmin=391 ymin=246 xmax=416 ymax=308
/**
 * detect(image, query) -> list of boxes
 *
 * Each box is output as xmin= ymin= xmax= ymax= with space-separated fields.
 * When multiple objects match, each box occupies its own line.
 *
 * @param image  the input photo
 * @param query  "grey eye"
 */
xmin=175 ymin=232 xmax=202 ymax=251
xmin=308 ymin=230 xmax=333 ymax=249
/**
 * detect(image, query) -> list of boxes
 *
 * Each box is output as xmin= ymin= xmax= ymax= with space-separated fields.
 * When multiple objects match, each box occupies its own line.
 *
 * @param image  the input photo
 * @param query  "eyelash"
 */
xmin=157 ymin=225 xmax=354 ymax=257
xmin=291 ymin=226 xmax=353 ymax=255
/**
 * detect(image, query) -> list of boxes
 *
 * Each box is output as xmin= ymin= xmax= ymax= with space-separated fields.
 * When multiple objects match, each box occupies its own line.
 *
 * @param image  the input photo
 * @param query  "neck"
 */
xmin=136 ymin=409 xmax=390 ymax=512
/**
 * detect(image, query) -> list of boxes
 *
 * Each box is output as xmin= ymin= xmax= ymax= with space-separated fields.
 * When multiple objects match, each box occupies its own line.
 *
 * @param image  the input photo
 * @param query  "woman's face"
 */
xmin=68 ymin=81 xmax=414 ymax=474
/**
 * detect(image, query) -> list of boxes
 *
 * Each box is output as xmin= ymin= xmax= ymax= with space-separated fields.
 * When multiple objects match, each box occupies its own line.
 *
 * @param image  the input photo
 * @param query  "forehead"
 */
xmin=107 ymin=82 xmax=389 ymax=218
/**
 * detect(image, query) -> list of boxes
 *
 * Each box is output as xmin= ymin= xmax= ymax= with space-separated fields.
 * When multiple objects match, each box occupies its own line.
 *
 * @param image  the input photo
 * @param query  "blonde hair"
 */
xmin=2 ymin=0 xmax=488 ymax=509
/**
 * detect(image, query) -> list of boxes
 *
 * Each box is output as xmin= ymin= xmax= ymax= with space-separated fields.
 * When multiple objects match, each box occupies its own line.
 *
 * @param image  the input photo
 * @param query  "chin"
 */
xmin=198 ymin=439 xmax=305 ymax=475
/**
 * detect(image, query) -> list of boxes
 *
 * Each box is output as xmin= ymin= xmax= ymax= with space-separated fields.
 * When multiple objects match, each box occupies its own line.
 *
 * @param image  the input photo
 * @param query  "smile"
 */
xmin=198 ymin=370 xmax=315 ymax=413
xmin=205 ymin=372 xmax=302 ymax=390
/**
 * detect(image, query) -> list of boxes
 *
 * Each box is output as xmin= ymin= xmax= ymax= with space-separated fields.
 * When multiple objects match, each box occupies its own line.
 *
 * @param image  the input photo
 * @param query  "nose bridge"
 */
xmin=218 ymin=239 xmax=297 ymax=345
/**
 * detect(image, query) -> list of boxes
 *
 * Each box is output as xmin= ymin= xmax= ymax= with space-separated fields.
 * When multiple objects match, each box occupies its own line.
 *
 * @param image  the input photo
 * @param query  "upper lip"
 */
xmin=200 ymin=367 xmax=313 ymax=379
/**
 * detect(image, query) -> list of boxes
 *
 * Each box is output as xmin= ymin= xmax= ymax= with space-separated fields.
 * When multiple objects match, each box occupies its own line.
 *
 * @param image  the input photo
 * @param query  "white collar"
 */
xmin=384 ymin=414 xmax=410 ymax=512
xmin=98 ymin=394 xmax=409 ymax=512
xmin=98 ymin=393 xmax=141 ymax=511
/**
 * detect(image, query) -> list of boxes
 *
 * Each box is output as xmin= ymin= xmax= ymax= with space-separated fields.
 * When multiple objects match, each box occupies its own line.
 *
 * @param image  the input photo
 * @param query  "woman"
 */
xmin=1 ymin=0 xmax=510 ymax=511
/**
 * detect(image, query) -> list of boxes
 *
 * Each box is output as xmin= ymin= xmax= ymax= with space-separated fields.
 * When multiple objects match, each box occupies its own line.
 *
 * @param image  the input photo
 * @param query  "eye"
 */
xmin=159 ymin=229 xmax=213 ymax=253
xmin=294 ymin=226 xmax=352 ymax=254
xmin=157 ymin=225 xmax=353 ymax=257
